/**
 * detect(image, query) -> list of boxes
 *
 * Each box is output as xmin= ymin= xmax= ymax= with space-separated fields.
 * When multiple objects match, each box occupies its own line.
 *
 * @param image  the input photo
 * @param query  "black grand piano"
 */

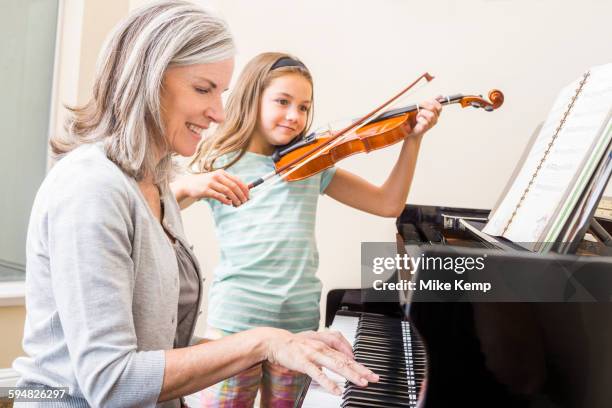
xmin=296 ymin=204 xmax=612 ymax=408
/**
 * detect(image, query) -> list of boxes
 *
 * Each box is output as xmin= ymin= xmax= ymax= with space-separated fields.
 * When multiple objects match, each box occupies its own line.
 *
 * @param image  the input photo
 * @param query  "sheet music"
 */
xmin=484 ymin=63 xmax=612 ymax=251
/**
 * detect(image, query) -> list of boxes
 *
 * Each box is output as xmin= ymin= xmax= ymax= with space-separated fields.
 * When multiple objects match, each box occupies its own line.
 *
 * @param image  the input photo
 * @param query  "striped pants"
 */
xmin=200 ymin=327 xmax=307 ymax=408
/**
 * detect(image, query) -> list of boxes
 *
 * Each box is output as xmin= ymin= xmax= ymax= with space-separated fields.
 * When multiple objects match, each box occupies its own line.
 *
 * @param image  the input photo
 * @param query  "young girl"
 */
xmin=172 ymin=52 xmax=441 ymax=407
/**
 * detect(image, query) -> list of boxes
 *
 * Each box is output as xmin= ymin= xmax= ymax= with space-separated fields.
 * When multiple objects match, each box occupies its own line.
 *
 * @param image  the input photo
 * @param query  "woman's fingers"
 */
xmin=329 ymin=349 xmax=378 ymax=382
xmin=309 ymin=344 xmax=378 ymax=387
xmin=301 ymin=361 xmax=343 ymax=395
xmin=309 ymin=330 xmax=354 ymax=359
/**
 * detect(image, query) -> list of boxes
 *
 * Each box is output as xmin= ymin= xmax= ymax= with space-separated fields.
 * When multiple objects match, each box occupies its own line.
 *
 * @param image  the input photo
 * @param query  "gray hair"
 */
xmin=51 ymin=0 xmax=235 ymax=186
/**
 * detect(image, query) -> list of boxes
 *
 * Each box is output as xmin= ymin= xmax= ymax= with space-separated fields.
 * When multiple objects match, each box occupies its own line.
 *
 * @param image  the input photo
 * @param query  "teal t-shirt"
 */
xmin=205 ymin=152 xmax=336 ymax=333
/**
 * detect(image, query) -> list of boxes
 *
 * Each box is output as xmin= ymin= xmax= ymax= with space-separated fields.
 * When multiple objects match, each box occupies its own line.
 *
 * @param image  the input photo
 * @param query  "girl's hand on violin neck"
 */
xmin=403 ymin=98 xmax=442 ymax=140
xmin=260 ymin=327 xmax=379 ymax=395
xmin=173 ymin=170 xmax=249 ymax=207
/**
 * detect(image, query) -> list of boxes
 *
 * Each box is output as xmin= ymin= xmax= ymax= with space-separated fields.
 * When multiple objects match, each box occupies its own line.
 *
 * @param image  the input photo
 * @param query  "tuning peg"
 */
xmin=484 ymin=106 xmax=494 ymax=112
xmin=470 ymin=102 xmax=481 ymax=108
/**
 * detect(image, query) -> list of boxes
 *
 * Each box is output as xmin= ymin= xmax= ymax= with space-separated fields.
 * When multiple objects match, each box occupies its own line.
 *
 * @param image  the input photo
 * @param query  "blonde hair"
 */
xmin=51 ymin=0 xmax=235 ymax=186
xmin=190 ymin=52 xmax=313 ymax=172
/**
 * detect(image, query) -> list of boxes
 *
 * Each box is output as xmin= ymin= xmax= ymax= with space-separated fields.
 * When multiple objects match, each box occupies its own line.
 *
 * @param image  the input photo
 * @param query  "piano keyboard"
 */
xmin=299 ymin=312 xmax=426 ymax=407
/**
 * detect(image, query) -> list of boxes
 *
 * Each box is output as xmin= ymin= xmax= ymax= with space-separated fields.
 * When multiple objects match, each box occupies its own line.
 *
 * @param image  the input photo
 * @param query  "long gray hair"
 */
xmin=51 ymin=0 xmax=235 ymax=186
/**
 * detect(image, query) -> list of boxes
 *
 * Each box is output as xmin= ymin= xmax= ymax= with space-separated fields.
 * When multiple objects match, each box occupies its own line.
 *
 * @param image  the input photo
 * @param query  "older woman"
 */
xmin=12 ymin=2 xmax=377 ymax=407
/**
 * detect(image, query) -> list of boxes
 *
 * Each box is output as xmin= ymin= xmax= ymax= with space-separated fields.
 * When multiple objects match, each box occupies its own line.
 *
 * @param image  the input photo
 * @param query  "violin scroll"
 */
xmin=459 ymin=89 xmax=504 ymax=112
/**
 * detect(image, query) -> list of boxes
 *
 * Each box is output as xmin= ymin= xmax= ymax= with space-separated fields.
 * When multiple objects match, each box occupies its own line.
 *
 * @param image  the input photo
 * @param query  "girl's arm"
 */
xmin=324 ymin=99 xmax=441 ymax=218
xmin=160 ymin=328 xmax=378 ymax=401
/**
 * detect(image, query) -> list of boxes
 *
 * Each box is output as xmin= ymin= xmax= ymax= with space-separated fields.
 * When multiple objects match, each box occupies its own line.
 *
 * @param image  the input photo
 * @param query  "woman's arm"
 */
xmin=160 ymin=328 xmax=377 ymax=401
xmin=324 ymin=99 xmax=441 ymax=217
xmin=171 ymin=169 xmax=249 ymax=210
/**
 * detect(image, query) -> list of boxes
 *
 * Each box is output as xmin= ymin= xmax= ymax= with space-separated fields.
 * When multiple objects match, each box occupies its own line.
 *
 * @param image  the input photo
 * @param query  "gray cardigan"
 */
xmin=13 ymin=143 xmax=202 ymax=407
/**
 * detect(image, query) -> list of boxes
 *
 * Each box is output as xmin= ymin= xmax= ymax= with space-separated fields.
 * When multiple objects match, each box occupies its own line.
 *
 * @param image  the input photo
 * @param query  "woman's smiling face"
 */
xmin=160 ymin=58 xmax=234 ymax=157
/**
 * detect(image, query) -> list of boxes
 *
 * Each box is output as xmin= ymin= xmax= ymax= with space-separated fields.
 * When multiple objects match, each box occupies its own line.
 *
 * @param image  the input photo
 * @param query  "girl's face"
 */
xmin=160 ymin=58 xmax=234 ymax=157
xmin=251 ymin=73 xmax=312 ymax=155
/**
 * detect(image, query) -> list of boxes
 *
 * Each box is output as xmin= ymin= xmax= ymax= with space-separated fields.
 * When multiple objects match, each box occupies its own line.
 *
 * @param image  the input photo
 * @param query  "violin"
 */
xmin=247 ymin=75 xmax=504 ymax=189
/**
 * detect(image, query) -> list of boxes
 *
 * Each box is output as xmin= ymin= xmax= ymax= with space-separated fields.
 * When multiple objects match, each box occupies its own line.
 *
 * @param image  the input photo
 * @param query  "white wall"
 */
xmin=91 ymin=0 xmax=612 ymax=330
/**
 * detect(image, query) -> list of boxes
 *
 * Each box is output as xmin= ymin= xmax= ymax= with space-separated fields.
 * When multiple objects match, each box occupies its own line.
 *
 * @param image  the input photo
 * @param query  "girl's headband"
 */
xmin=271 ymin=57 xmax=307 ymax=70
